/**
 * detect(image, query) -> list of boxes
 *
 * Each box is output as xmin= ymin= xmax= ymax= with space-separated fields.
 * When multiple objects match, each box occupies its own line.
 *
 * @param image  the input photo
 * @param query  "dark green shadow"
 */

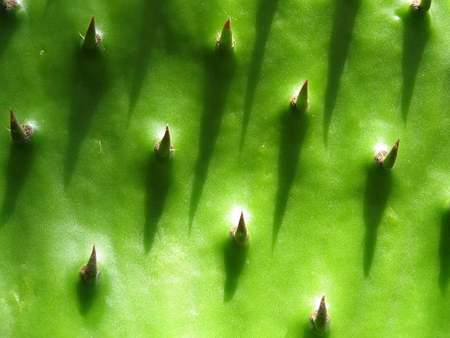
xmin=77 ymin=278 xmax=98 ymax=316
xmin=272 ymin=107 xmax=309 ymax=250
xmin=188 ymin=50 xmax=236 ymax=231
xmin=76 ymin=272 xmax=107 ymax=323
xmin=223 ymin=238 xmax=248 ymax=303
xmin=127 ymin=0 xmax=189 ymax=120
xmin=0 ymin=6 xmax=21 ymax=60
xmin=1 ymin=142 xmax=36 ymax=226
xmin=398 ymin=7 xmax=431 ymax=123
xmin=439 ymin=209 xmax=450 ymax=293
xmin=144 ymin=152 xmax=173 ymax=253
xmin=44 ymin=0 xmax=57 ymax=13
xmin=363 ymin=164 xmax=392 ymax=277
xmin=239 ymin=0 xmax=280 ymax=151
xmin=302 ymin=320 xmax=330 ymax=338
xmin=127 ymin=1 xmax=161 ymax=120
xmin=64 ymin=47 xmax=108 ymax=187
xmin=323 ymin=0 xmax=361 ymax=145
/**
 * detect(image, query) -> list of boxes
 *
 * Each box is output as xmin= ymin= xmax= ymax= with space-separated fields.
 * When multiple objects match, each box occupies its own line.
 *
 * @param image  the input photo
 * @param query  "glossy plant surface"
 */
xmin=0 ymin=1 xmax=449 ymax=337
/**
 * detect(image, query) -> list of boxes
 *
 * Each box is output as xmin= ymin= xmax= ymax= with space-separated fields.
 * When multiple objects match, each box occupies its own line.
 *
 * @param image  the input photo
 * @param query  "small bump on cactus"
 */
xmin=10 ymin=109 xmax=33 ymax=144
xmin=154 ymin=125 xmax=174 ymax=158
xmin=374 ymin=139 xmax=400 ymax=170
xmin=79 ymin=246 xmax=100 ymax=283
xmin=215 ymin=18 xmax=235 ymax=51
xmin=1 ymin=0 xmax=18 ymax=11
xmin=230 ymin=211 xmax=249 ymax=245
xmin=310 ymin=296 xmax=331 ymax=335
xmin=411 ymin=0 xmax=431 ymax=11
xmin=290 ymin=80 xmax=309 ymax=112
xmin=81 ymin=17 xmax=102 ymax=50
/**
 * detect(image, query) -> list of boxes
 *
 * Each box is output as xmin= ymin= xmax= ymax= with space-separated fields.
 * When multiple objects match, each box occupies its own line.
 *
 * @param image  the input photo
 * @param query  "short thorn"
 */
xmin=2 ymin=0 xmax=19 ymax=11
xmin=290 ymin=80 xmax=309 ymax=112
xmin=154 ymin=125 xmax=174 ymax=158
xmin=375 ymin=139 xmax=400 ymax=170
xmin=310 ymin=296 xmax=330 ymax=335
xmin=82 ymin=17 xmax=102 ymax=50
xmin=215 ymin=18 xmax=235 ymax=51
xmin=411 ymin=0 xmax=431 ymax=11
xmin=10 ymin=110 xmax=33 ymax=144
xmin=230 ymin=211 xmax=249 ymax=245
xmin=79 ymin=245 xmax=100 ymax=283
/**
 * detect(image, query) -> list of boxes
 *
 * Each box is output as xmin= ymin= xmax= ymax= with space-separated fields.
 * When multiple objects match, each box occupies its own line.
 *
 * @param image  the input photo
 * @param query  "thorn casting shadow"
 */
xmin=272 ymin=108 xmax=309 ymax=250
xmin=239 ymin=0 xmax=280 ymax=152
xmin=1 ymin=143 xmax=36 ymax=226
xmin=439 ymin=209 xmax=450 ymax=293
xmin=323 ymin=0 xmax=361 ymax=145
xmin=223 ymin=238 xmax=248 ymax=302
xmin=64 ymin=48 xmax=108 ymax=187
xmin=363 ymin=165 xmax=392 ymax=277
xmin=399 ymin=8 xmax=431 ymax=123
xmin=188 ymin=50 xmax=236 ymax=231
xmin=144 ymin=153 xmax=173 ymax=253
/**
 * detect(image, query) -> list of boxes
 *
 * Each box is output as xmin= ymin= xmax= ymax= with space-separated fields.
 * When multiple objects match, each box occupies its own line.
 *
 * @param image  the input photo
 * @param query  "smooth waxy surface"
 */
xmin=0 ymin=1 xmax=449 ymax=337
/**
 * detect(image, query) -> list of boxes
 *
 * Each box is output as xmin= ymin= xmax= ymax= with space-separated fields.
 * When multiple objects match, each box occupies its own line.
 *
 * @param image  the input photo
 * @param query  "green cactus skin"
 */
xmin=0 ymin=1 xmax=449 ymax=337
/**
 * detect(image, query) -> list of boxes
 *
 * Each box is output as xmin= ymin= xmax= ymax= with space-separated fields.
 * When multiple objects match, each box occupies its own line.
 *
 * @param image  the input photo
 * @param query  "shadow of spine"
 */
xmin=0 ymin=8 xmax=21 ymax=60
xmin=77 ymin=278 xmax=98 ymax=315
xmin=1 ymin=143 xmax=36 ymax=226
xmin=127 ymin=0 xmax=190 ymax=121
xmin=363 ymin=165 xmax=392 ymax=276
xmin=127 ymin=1 xmax=161 ymax=120
xmin=272 ymin=108 xmax=309 ymax=250
xmin=439 ymin=209 xmax=450 ymax=292
xmin=64 ymin=48 xmax=108 ymax=187
xmin=239 ymin=0 xmax=280 ymax=151
xmin=323 ymin=0 xmax=361 ymax=144
xmin=223 ymin=238 xmax=248 ymax=302
xmin=188 ymin=50 xmax=236 ymax=231
xmin=144 ymin=153 xmax=173 ymax=253
xmin=399 ymin=7 xmax=431 ymax=123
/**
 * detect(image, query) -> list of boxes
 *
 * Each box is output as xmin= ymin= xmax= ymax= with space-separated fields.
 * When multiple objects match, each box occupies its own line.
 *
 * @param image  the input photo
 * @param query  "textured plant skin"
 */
xmin=0 ymin=1 xmax=450 ymax=337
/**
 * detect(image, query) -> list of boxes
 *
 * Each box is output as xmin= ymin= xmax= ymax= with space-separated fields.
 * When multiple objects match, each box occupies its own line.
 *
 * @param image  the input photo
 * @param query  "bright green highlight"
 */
xmin=0 ymin=1 xmax=449 ymax=337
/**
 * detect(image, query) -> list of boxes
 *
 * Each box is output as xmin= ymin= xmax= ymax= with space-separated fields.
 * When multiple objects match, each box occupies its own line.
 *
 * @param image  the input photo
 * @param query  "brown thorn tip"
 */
xmin=236 ymin=211 xmax=246 ymax=233
xmin=80 ymin=245 xmax=99 ymax=283
xmin=164 ymin=125 xmax=171 ymax=138
xmin=239 ymin=211 xmax=245 ymax=226
xmin=303 ymin=79 xmax=309 ymax=89
xmin=10 ymin=109 xmax=16 ymax=122
xmin=230 ymin=211 xmax=249 ymax=245
xmin=310 ymin=295 xmax=330 ymax=334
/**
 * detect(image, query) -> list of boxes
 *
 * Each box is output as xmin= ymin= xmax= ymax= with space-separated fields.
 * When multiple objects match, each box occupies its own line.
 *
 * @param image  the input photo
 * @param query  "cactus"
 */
xmin=0 ymin=1 xmax=449 ymax=337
